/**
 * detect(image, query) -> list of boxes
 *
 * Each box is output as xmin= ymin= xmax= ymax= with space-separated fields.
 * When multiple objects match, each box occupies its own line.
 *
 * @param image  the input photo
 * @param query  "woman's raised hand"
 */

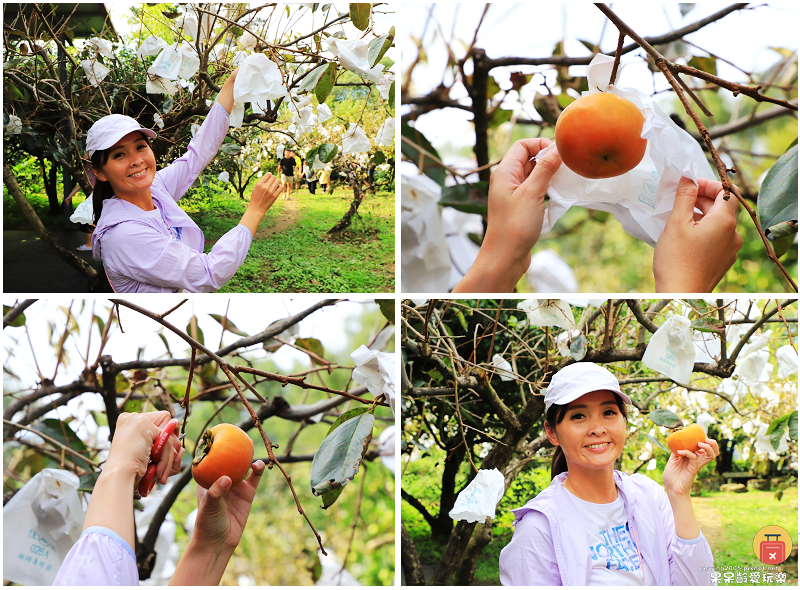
xmin=662 ymin=437 xmax=720 ymax=497
xmin=239 ymin=172 xmax=282 ymax=236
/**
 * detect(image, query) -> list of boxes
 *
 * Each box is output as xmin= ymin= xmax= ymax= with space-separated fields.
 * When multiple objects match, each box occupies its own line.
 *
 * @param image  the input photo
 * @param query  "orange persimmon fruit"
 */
xmin=554 ymin=92 xmax=647 ymax=179
xmin=666 ymin=423 xmax=706 ymax=454
xmin=192 ymin=423 xmax=255 ymax=489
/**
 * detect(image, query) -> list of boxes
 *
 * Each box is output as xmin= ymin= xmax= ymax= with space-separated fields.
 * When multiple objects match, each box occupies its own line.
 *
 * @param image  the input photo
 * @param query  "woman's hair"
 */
xmin=90 ymin=133 xmax=152 ymax=223
xmin=546 ymin=391 xmax=629 ymax=480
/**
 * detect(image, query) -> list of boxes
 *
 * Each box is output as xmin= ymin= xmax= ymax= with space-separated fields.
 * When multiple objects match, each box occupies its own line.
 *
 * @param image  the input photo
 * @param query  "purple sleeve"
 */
xmin=152 ymin=101 xmax=230 ymax=202
xmin=101 ymin=222 xmax=252 ymax=293
xmin=53 ymin=527 xmax=138 ymax=586
xmin=651 ymin=480 xmax=715 ymax=585
xmin=499 ymin=509 xmax=562 ymax=586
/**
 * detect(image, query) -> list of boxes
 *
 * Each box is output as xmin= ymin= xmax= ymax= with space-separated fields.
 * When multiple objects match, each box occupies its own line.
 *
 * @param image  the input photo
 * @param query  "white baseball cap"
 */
xmin=544 ymin=362 xmax=631 ymax=412
xmin=86 ymin=114 xmax=157 ymax=158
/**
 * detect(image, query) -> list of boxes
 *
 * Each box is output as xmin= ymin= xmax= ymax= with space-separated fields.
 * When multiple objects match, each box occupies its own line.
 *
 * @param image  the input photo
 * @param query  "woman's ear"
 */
xmin=92 ymin=167 xmax=107 ymax=182
xmin=544 ymin=421 xmax=559 ymax=447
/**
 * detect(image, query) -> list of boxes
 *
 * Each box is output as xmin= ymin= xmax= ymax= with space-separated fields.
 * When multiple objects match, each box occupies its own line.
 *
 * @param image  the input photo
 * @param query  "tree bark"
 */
xmin=453 ymin=520 xmax=494 ymax=585
xmin=401 ymin=523 xmax=426 ymax=585
xmin=3 ymin=161 xmax=99 ymax=286
xmin=328 ymin=162 xmax=365 ymax=233
xmin=40 ymin=158 xmax=59 ymax=215
xmin=468 ymin=47 xmax=491 ymax=184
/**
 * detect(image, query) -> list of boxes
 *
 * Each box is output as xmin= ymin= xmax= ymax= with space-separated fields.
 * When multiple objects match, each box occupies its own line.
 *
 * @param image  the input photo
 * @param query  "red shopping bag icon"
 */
xmin=759 ymin=534 xmax=785 ymax=565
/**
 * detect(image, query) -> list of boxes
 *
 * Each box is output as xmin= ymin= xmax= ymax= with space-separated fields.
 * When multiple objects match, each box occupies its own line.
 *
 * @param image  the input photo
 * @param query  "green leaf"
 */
xmin=78 ymin=471 xmax=101 ymax=493
xmin=186 ymin=317 xmax=204 ymax=346
xmin=373 ymin=151 xmax=386 ymax=165
xmin=534 ymin=92 xmax=560 ymax=126
xmin=648 ymin=433 xmax=669 ymax=454
xmin=158 ymin=333 xmax=172 ymax=356
xmin=489 ymin=107 xmax=513 ymax=130
xmin=320 ymin=486 xmax=344 ymax=509
xmin=401 ymin=122 xmax=447 ymax=186
xmin=758 ymin=145 xmax=797 ymax=240
xmin=439 ymin=182 xmax=490 ymax=215
xmin=569 ymin=334 xmax=588 ymax=361
xmin=295 ymin=337 xmax=326 ymax=364
xmin=317 ymin=143 xmax=338 ymax=163
xmin=388 ymin=81 xmax=395 ymax=106
xmin=577 ymin=39 xmax=597 ymax=54
xmin=455 ymin=311 xmax=468 ymax=332
xmin=789 ymin=410 xmax=798 ymax=442
xmin=689 ymin=319 xmax=723 ymax=333
xmin=687 ymin=55 xmax=717 ymax=77
xmin=310 ymin=412 xmax=375 ymax=497
xmin=219 ymin=143 xmax=241 ymax=155
xmin=349 ymin=3 xmax=371 ymax=31
xmin=37 ymin=419 xmax=92 ymax=472
xmin=326 ymin=406 xmax=371 ymax=436
xmin=314 ymin=63 xmax=337 ymax=104
xmin=425 ymin=369 xmax=443 ymax=382
xmin=367 ymin=30 xmax=393 ymax=67
xmin=3 ymin=305 xmax=26 ymax=327
xmin=298 ymin=62 xmax=329 ymax=92
xmin=650 ymin=409 xmax=682 ymax=429
xmin=208 ymin=314 xmax=249 ymax=337
xmin=376 ymin=299 xmax=395 ymax=323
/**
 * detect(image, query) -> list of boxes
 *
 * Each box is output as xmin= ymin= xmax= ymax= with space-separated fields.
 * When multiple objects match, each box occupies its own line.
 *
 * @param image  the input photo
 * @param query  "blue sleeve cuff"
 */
xmin=80 ymin=526 xmax=136 ymax=561
xmin=238 ymin=223 xmax=255 ymax=238
xmin=676 ymin=530 xmax=705 ymax=544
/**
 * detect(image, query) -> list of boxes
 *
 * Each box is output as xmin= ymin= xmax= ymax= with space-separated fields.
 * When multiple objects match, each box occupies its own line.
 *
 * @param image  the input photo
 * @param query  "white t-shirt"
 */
xmin=564 ymin=487 xmax=657 ymax=586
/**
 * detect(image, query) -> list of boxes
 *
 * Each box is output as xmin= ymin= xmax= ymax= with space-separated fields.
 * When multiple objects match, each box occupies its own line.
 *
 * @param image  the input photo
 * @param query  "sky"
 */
xmin=400 ymin=2 xmax=798 ymax=167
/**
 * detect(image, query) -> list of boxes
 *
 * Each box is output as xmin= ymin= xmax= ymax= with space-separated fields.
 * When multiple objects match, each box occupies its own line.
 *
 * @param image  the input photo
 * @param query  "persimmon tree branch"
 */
xmin=594 ymin=3 xmax=797 ymax=292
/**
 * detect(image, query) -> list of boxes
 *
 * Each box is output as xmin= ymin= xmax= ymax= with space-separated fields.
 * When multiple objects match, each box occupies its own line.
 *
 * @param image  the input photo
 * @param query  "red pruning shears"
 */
xmin=137 ymin=418 xmax=182 ymax=498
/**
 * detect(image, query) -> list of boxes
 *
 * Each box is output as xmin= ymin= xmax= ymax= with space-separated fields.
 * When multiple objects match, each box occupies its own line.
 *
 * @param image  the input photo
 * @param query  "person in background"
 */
xmin=303 ymin=158 xmax=317 ymax=195
xmin=53 ymin=411 xmax=265 ymax=585
xmin=279 ymin=149 xmax=298 ymax=200
xmin=318 ymin=166 xmax=331 ymax=193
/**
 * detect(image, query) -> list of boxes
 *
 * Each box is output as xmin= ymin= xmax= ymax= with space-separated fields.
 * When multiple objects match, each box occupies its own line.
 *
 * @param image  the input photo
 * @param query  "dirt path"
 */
xmin=254 ymin=196 xmax=300 ymax=239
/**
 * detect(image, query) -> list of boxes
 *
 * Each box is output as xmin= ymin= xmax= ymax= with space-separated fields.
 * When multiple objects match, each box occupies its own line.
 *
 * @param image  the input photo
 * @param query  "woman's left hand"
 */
xmin=192 ymin=460 xmax=266 ymax=550
xmin=662 ymin=438 xmax=719 ymax=497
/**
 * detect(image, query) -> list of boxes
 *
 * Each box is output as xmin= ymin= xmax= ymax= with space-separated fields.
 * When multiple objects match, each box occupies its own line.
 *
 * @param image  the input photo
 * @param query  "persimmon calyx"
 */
xmin=192 ymin=429 xmax=215 ymax=466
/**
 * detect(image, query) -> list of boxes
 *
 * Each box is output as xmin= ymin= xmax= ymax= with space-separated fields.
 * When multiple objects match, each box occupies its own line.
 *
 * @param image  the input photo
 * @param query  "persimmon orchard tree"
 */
xmin=400 ymin=298 xmax=797 ymax=585
xmin=3 ymin=2 xmax=395 ymax=289
xmin=401 ymin=4 xmax=797 ymax=292
xmin=3 ymin=297 xmax=396 ymax=584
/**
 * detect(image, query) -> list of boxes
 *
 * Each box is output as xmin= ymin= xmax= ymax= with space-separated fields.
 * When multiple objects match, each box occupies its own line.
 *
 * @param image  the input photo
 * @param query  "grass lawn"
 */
xmin=183 ymin=184 xmax=395 ymax=293
xmin=403 ymin=454 xmax=797 ymax=586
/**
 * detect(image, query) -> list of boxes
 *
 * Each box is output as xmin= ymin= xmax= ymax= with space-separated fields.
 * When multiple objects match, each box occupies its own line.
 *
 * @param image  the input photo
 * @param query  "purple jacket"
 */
xmin=92 ymin=102 xmax=252 ymax=293
xmin=499 ymin=471 xmax=714 ymax=586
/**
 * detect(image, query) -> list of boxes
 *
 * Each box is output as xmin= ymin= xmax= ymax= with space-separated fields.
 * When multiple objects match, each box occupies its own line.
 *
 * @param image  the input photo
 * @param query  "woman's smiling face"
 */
xmin=92 ymin=131 xmax=156 ymax=195
xmin=545 ymin=390 xmax=627 ymax=472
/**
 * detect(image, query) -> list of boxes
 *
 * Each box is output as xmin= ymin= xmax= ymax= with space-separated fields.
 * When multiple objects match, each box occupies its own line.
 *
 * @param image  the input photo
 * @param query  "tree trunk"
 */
xmin=468 ymin=47 xmax=491 ymax=184
xmin=3 ymin=161 xmax=99 ymax=286
xmin=429 ymin=520 xmax=478 ymax=585
xmin=41 ymin=158 xmax=59 ymax=215
xmin=453 ymin=520 xmax=494 ymax=585
xmin=431 ymin=442 xmax=465 ymax=538
xmin=428 ymin=397 xmax=546 ymax=585
xmin=328 ymin=163 xmax=365 ymax=233
xmin=401 ymin=523 xmax=426 ymax=585
xmin=367 ymin=163 xmax=376 ymax=193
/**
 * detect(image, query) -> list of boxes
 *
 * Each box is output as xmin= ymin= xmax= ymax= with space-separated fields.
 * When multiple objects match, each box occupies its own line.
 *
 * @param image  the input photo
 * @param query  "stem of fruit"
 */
xmin=220 ymin=364 xmax=327 ymax=555
xmin=594 ymin=3 xmax=797 ymax=292
xmin=181 ymin=347 xmax=196 ymax=448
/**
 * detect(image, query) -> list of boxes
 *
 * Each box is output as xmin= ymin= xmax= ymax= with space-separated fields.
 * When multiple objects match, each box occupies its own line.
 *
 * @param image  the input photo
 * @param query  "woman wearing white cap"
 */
xmin=499 ymin=362 xmax=717 ymax=586
xmin=86 ymin=68 xmax=282 ymax=292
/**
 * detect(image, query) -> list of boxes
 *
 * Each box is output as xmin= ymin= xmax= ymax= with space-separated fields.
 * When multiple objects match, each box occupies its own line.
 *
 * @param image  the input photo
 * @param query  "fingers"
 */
xmin=670 ymin=176 xmax=699 ymax=223
xmin=205 ymin=475 xmax=233 ymax=500
xmin=518 ymin=143 xmax=562 ymax=200
xmin=245 ymin=460 xmax=266 ymax=491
